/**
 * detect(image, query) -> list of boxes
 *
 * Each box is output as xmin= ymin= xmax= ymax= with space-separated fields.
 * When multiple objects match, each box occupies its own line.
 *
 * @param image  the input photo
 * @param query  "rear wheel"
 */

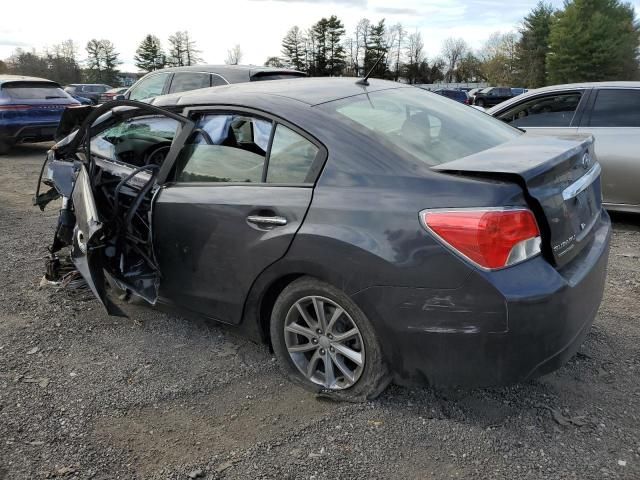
xmin=0 ymin=139 xmax=12 ymax=155
xmin=475 ymin=99 xmax=485 ymax=108
xmin=270 ymin=277 xmax=390 ymax=401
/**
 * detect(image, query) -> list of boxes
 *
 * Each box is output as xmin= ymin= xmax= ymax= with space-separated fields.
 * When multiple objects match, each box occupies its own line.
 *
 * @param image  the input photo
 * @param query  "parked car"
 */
xmin=466 ymin=88 xmax=482 ymax=103
xmin=120 ymin=65 xmax=307 ymax=102
xmin=473 ymin=87 xmax=513 ymax=107
xmin=64 ymin=84 xmax=113 ymax=104
xmin=488 ymin=82 xmax=640 ymax=213
xmin=431 ymin=88 xmax=469 ymax=104
xmin=0 ymin=75 xmax=80 ymax=154
xmin=34 ymin=78 xmax=611 ymax=398
xmin=99 ymin=87 xmax=128 ymax=104
xmin=70 ymin=94 xmax=93 ymax=105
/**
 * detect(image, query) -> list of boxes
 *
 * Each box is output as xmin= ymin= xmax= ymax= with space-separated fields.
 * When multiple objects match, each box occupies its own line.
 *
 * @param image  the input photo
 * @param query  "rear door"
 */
xmin=493 ymin=89 xmax=590 ymax=136
xmin=577 ymin=87 xmax=640 ymax=209
xmin=153 ymin=109 xmax=325 ymax=324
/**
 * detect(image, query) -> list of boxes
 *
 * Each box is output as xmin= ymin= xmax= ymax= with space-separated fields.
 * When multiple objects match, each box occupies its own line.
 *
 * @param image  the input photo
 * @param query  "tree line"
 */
xmin=272 ymin=0 xmax=639 ymax=87
xmin=1 ymin=0 xmax=637 ymax=88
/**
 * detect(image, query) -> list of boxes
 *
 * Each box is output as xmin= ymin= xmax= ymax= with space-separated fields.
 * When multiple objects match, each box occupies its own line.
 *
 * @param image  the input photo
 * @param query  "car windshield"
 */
xmin=3 ymin=83 xmax=72 ymax=100
xmin=317 ymin=87 xmax=520 ymax=166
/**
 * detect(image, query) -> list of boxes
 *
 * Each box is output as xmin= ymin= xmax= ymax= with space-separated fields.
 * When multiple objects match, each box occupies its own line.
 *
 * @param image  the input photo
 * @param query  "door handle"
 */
xmin=247 ymin=215 xmax=288 ymax=227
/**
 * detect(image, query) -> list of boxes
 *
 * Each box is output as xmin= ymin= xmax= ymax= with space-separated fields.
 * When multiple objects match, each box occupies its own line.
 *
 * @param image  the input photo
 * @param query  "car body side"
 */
xmin=146 ymin=85 xmax=610 ymax=387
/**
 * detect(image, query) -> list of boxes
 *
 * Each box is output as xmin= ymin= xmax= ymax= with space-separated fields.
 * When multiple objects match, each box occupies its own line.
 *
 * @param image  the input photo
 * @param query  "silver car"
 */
xmin=488 ymin=82 xmax=640 ymax=213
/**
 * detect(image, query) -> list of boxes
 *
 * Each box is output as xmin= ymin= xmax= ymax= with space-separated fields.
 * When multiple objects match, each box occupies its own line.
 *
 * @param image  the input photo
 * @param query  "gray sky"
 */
xmin=1 ymin=0 xmax=639 ymax=72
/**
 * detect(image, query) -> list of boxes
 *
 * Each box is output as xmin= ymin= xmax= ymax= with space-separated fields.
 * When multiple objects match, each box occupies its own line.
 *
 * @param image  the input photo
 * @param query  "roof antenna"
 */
xmin=356 ymin=55 xmax=384 ymax=86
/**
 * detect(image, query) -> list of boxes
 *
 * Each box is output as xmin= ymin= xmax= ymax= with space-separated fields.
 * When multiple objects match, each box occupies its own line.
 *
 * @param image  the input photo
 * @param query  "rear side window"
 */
xmin=176 ymin=114 xmax=272 ymax=183
xmin=267 ymin=125 xmax=319 ymax=183
xmin=589 ymin=89 xmax=640 ymax=127
xmin=129 ymin=73 xmax=169 ymax=101
xmin=497 ymin=92 xmax=583 ymax=128
xmin=168 ymin=72 xmax=210 ymax=94
xmin=211 ymin=75 xmax=228 ymax=87
xmin=319 ymin=88 xmax=519 ymax=167
xmin=3 ymin=83 xmax=70 ymax=100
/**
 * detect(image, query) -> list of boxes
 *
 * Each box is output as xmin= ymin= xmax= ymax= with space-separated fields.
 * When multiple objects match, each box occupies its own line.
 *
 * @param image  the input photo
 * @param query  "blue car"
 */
xmin=0 ymin=75 xmax=80 ymax=154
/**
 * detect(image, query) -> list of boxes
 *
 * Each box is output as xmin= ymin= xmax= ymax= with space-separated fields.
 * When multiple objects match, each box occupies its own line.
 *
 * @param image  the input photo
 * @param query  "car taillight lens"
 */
xmin=420 ymin=209 xmax=541 ymax=270
xmin=0 ymin=104 xmax=32 ymax=110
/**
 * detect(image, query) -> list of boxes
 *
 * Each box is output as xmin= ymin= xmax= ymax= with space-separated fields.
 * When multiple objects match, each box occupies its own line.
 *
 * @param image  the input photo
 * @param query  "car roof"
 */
xmin=0 ymin=74 xmax=60 ymax=87
xmin=151 ymin=77 xmax=410 ymax=108
xmin=142 ymin=64 xmax=305 ymax=83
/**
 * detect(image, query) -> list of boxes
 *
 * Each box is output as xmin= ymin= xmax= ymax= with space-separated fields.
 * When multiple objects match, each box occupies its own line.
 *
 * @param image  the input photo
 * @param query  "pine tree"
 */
xmin=281 ymin=26 xmax=306 ymax=71
xmin=167 ymin=31 xmax=202 ymax=67
xmin=134 ymin=35 xmax=166 ymax=72
xmin=515 ymin=2 xmax=555 ymax=88
xmin=326 ymin=15 xmax=346 ymax=76
xmin=312 ymin=18 xmax=329 ymax=75
xmin=364 ymin=19 xmax=388 ymax=77
xmin=85 ymin=39 xmax=121 ymax=84
xmin=547 ymin=0 xmax=640 ymax=84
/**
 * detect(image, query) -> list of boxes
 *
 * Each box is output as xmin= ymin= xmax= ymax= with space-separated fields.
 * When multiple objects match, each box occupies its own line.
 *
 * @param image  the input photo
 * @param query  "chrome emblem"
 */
xmin=580 ymin=223 xmax=586 ymax=231
xmin=581 ymin=153 xmax=591 ymax=170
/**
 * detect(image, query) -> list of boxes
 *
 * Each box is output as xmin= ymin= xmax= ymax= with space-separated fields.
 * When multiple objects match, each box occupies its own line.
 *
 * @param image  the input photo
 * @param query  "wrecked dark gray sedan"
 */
xmin=34 ymin=78 xmax=611 ymax=400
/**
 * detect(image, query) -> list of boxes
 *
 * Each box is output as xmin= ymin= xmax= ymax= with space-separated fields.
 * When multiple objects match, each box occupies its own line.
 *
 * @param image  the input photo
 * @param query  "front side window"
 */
xmin=589 ymin=89 xmax=640 ymax=127
xmin=176 ymin=114 xmax=273 ymax=183
xmin=318 ymin=87 xmax=519 ymax=167
xmin=497 ymin=92 xmax=583 ymax=128
xmin=168 ymin=72 xmax=211 ymax=94
xmin=90 ymin=115 xmax=179 ymax=166
xmin=129 ymin=74 xmax=169 ymax=101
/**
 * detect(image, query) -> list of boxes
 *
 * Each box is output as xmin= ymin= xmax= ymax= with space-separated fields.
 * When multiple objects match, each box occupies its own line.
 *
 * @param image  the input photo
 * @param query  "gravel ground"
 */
xmin=1 ymin=143 xmax=639 ymax=480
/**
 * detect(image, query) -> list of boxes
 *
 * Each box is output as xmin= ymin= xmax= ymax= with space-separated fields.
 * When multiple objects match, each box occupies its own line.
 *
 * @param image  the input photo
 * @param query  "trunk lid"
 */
xmin=433 ymin=134 xmax=602 ymax=268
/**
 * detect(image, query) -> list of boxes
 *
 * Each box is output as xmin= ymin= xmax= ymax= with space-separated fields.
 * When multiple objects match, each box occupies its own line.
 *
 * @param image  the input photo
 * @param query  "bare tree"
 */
xmin=389 ymin=23 xmax=405 ymax=81
xmin=480 ymin=31 xmax=519 ymax=85
xmin=405 ymin=30 xmax=424 ymax=84
xmin=441 ymin=37 xmax=469 ymax=82
xmin=354 ymin=18 xmax=371 ymax=77
xmin=225 ymin=44 xmax=243 ymax=65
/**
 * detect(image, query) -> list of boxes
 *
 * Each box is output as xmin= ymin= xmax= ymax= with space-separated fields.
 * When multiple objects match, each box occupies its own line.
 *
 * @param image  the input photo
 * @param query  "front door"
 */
xmin=153 ymin=111 xmax=324 ymax=324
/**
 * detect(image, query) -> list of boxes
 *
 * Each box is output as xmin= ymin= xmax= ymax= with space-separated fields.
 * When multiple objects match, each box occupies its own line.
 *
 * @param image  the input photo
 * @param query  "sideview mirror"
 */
xmin=113 ymin=94 xmax=126 ymax=101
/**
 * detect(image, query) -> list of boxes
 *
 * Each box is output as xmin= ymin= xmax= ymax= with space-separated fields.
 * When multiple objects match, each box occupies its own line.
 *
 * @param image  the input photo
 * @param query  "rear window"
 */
xmin=318 ymin=87 xmax=520 ymax=167
xmin=3 ymin=83 xmax=71 ymax=100
xmin=251 ymin=73 xmax=306 ymax=82
xmin=589 ymin=89 xmax=640 ymax=127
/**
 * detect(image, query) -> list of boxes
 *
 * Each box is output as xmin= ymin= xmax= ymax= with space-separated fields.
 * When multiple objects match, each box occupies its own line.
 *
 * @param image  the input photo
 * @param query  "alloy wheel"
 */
xmin=284 ymin=295 xmax=365 ymax=390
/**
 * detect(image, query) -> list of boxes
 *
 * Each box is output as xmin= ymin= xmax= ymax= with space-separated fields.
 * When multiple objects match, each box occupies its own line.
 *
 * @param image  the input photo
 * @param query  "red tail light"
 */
xmin=420 ymin=208 xmax=541 ymax=270
xmin=0 ymin=104 xmax=32 ymax=111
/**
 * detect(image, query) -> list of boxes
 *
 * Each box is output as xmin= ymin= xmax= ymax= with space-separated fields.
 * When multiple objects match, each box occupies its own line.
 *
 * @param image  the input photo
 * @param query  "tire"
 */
xmin=0 ymin=140 xmax=12 ymax=155
xmin=270 ymin=276 xmax=390 ymax=401
xmin=475 ymin=99 xmax=485 ymax=108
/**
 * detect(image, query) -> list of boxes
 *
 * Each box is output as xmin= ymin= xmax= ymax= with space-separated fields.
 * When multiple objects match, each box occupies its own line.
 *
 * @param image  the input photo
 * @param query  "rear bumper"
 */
xmin=0 ymin=122 xmax=59 ymax=143
xmin=352 ymin=210 xmax=612 ymax=387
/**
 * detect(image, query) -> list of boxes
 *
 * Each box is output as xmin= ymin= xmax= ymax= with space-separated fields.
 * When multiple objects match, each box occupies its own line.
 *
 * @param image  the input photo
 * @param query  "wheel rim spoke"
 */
xmin=326 ymin=306 xmax=344 ymax=334
xmin=288 ymin=343 xmax=317 ymax=353
xmin=323 ymin=350 xmax=336 ymax=388
xmin=332 ymin=343 xmax=363 ymax=366
xmin=312 ymin=297 xmax=327 ymax=331
xmin=332 ymin=328 xmax=359 ymax=343
xmin=285 ymin=322 xmax=315 ymax=339
xmin=296 ymin=302 xmax=317 ymax=330
xmin=330 ymin=350 xmax=355 ymax=383
xmin=306 ymin=349 xmax=322 ymax=378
